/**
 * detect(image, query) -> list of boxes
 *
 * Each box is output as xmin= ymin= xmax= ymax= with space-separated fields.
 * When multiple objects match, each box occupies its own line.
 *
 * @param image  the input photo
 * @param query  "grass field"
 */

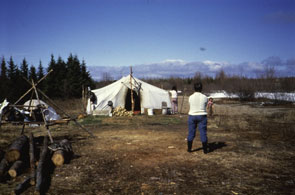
xmin=0 ymin=98 xmax=295 ymax=194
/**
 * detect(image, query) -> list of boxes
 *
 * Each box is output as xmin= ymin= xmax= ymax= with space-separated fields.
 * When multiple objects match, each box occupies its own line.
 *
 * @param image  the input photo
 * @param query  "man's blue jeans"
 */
xmin=187 ymin=115 xmax=208 ymax=143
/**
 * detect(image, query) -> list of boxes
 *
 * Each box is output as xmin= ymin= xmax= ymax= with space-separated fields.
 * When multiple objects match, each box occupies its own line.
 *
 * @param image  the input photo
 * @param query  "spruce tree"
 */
xmin=0 ymin=57 xmax=8 ymax=100
xmin=56 ymin=56 xmax=67 ymax=97
xmin=29 ymin=65 xmax=37 ymax=82
xmin=7 ymin=57 xmax=18 ymax=101
xmin=7 ymin=56 xmax=17 ymax=81
xmin=81 ymin=60 xmax=94 ymax=89
xmin=66 ymin=54 xmax=82 ymax=98
xmin=19 ymin=58 xmax=31 ymax=98
xmin=45 ymin=54 xmax=58 ymax=98
xmin=37 ymin=60 xmax=45 ymax=91
xmin=37 ymin=60 xmax=44 ymax=80
xmin=20 ymin=58 xmax=29 ymax=79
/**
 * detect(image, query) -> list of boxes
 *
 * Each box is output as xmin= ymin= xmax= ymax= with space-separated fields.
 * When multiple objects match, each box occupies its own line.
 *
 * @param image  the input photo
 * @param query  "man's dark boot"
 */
xmin=187 ymin=141 xmax=193 ymax=152
xmin=202 ymin=142 xmax=208 ymax=154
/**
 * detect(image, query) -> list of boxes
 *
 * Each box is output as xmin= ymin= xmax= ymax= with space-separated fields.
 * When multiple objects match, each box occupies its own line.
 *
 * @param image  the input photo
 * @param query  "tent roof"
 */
xmin=89 ymin=75 xmax=171 ymax=112
xmin=24 ymin=99 xmax=48 ymax=109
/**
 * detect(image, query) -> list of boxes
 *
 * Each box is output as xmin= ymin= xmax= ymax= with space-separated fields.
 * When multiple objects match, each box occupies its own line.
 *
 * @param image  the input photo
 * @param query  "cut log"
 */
xmin=29 ymin=133 xmax=36 ymax=185
xmin=51 ymin=150 xmax=65 ymax=166
xmin=8 ymin=160 xmax=23 ymax=178
xmin=51 ymin=139 xmax=73 ymax=166
xmin=35 ymin=136 xmax=49 ymax=193
xmin=5 ymin=135 xmax=29 ymax=163
xmin=13 ymin=177 xmax=32 ymax=195
xmin=0 ymin=158 xmax=10 ymax=178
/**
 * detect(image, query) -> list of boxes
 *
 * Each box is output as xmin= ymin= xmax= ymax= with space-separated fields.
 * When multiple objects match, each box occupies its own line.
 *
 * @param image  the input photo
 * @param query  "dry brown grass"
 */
xmin=0 ymin=98 xmax=295 ymax=194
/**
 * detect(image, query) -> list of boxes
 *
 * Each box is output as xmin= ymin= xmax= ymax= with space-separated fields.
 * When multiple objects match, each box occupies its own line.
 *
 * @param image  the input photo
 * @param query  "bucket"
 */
xmin=162 ymin=108 xmax=167 ymax=115
xmin=147 ymin=108 xmax=154 ymax=116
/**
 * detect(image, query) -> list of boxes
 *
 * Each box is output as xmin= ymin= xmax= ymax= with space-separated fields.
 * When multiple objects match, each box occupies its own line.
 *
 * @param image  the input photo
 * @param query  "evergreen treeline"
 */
xmin=0 ymin=54 xmax=94 ymax=103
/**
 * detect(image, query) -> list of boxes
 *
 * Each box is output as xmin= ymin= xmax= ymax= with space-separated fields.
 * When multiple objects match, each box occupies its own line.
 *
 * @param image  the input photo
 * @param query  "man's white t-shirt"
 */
xmin=188 ymin=92 xmax=208 ymax=115
xmin=170 ymin=90 xmax=177 ymax=99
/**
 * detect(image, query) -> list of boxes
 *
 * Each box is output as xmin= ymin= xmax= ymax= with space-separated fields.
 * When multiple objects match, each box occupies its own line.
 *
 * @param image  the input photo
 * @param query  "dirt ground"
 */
xmin=1 ymin=98 xmax=295 ymax=195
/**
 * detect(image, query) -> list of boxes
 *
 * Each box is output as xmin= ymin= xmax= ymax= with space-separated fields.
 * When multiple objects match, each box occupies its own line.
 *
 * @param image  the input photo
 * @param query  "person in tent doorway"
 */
xmin=169 ymin=86 xmax=178 ymax=114
xmin=207 ymin=97 xmax=214 ymax=117
xmin=187 ymin=82 xmax=209 ymax=154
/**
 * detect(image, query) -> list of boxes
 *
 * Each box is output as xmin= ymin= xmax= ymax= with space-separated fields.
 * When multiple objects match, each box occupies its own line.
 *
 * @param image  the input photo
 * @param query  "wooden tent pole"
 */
xmin=130 ymin=66 xmax=134 ymax=113
xmin=14 ymin=69 xmax=53 ymax=105
xmin=179 ymin=87 xmax=186 ymax=115
xmin=32 ymin=80 xmax=54 ymax=143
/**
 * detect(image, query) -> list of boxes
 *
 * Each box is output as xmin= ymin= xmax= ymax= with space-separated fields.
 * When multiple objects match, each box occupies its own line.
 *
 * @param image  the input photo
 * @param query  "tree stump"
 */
xmin=5 ymin=135 xmax=29 ymax=163
xmin=8 ymin=160 xmax=23 ymax=178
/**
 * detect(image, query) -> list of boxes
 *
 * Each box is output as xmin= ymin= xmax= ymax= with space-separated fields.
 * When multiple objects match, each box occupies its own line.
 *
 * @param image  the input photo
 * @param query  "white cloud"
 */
xmin=162 ymin=59 xmax=186 ymax=65
xmin=247 ymin=62 xmax=264 ymax=70
xmin=203 ymin=60 xmax=230 ymax=71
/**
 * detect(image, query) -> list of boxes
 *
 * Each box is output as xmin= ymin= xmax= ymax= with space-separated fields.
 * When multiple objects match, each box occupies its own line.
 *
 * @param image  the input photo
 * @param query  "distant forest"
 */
xmin=98 ymin=69 xmax=295 ymax=101
xmin=0 ymin=54 xmax=94 ymax=103
xmin=1 ymin=54 xmax=294 ymax=104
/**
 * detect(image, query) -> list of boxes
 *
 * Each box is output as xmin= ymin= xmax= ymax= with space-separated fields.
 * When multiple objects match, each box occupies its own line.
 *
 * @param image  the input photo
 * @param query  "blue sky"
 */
xmin=1 ymin=0 xmax=295 ymax=74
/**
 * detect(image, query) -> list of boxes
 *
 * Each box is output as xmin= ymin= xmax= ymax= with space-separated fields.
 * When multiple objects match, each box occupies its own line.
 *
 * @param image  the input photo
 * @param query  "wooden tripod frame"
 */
xmin=1 ymin=69 xmax=94 ymax=143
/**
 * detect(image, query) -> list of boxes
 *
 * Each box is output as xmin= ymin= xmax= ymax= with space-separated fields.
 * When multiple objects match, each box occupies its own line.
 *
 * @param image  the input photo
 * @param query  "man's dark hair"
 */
xmin=194 ymin=82 xmax=202 ymax=92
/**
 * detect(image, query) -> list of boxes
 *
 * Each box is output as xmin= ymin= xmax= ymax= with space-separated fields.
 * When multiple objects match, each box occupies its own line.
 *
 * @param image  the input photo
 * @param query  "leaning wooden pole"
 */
xmin=29 ymin=133 xmax=36 ymax=185
xmin=36 ymin=88 xmax=95 ymax=138
xmin=35 ymin=136 xmax=49 ymax=194
xmin=14 ymin=69 xmax=53 ymax=105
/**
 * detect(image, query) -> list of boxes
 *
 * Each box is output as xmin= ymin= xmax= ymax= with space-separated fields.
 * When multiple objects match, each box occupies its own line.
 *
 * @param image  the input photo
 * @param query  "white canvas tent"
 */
xmin=23 ymin=99 xmax=61 ymax=121
xmin=86 ymin=75 xmax=172 ymax=115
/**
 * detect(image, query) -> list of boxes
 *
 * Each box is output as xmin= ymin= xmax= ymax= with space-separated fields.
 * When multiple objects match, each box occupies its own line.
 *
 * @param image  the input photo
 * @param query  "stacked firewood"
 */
xmin=0 ymin=134 xmax=73 ymax=194
xmin=112 ymin=106 xmax=133 ymax=117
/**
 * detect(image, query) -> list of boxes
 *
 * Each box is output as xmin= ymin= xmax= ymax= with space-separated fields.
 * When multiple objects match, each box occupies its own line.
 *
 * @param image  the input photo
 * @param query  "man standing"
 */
xmin=187 ymin=82 xmax=209 ymax=154
xmin=169 ymin=86 xmax=178 ymax=114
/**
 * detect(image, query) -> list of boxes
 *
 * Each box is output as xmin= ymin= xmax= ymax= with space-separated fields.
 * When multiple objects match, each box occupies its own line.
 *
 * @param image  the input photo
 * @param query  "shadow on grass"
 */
xmin=192 ymin=141 xmax=227 ymax=153
xmin=208 ymin=142 xmax=227 ymax=152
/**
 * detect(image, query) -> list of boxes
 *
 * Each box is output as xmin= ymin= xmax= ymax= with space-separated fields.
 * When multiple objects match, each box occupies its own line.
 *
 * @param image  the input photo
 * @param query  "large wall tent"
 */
xmin=86 ymin=75 xmax=172 ymax=115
